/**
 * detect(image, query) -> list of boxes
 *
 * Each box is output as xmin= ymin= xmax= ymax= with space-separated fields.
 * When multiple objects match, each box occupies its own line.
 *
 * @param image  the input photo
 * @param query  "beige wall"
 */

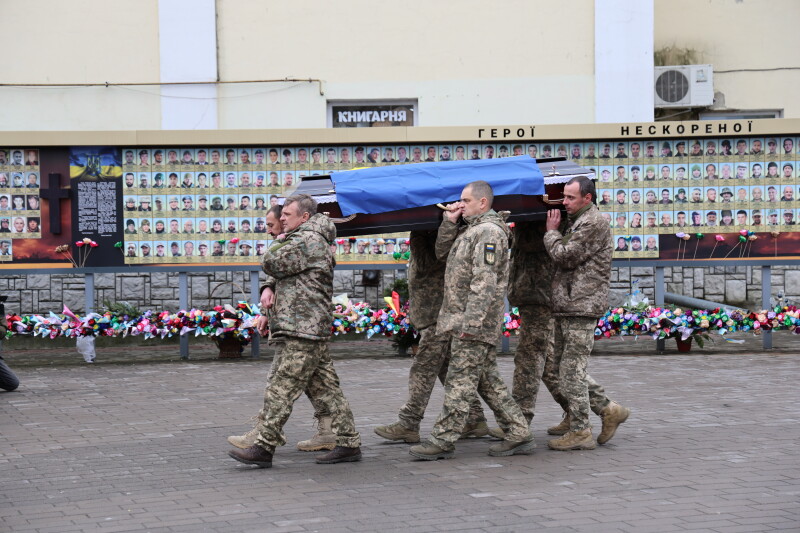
xmin=0 ymin=0 xmax=163 ymax=130
xmin=3 ymin=0 xmax=798 ymax=132
xmin=215 ymin=0 xmax=597 ymax=127
xmin=655 ymin=0 xmax=800 ymax=118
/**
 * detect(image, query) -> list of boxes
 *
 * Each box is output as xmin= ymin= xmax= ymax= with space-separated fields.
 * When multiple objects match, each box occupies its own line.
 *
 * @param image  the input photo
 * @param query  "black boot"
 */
xmin=315 ymin=446 xmax=362 ymax=464
xmin=228 ymin=445 xmax=273 ymax=468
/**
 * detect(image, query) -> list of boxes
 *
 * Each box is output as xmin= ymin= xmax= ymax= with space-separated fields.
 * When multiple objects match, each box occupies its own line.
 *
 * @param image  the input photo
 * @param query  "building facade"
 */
xmin=1 ymin=0 xmax=798 ymax=315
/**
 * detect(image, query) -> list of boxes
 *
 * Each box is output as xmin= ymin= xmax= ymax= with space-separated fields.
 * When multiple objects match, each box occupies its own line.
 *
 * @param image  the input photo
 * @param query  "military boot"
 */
xmin=315 ymin=446 xmax=362 ymax=464
xmin=597 ymin=402 xmax=630 ymax=445
xmin=548 ymin=429 xmax=596 ymax=451
xmin=228 ymin=445 xmax=273 ymax=468
xmin=547 ymin=412 xmax=571 ymax=436
xmin=488 ymin=437 xmax=536 ymax=457
xmin=487 ymin=427 xmax=505 ymax=440
xmin=297 ymin=416 xmax=337 ymax=451
xmin=374 ymin=421 xmax=420 ymax=443
xmin=459 ymin=420 xmax=489 ymax=439
xmin=227 ymin=415 xmax=263 ymax=449
xmin=409 ymin=441 xmax=454 ymax=461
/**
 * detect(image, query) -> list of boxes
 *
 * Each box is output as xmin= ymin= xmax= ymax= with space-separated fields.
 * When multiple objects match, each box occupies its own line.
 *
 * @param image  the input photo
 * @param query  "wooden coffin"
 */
xmin=289 ymin=157 xmax=592 ymax=237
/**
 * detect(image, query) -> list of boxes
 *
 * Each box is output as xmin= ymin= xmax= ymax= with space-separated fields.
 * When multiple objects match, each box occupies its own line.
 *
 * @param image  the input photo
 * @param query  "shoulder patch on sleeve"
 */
xmin=484 ymin=242 xmax=496 ymax=265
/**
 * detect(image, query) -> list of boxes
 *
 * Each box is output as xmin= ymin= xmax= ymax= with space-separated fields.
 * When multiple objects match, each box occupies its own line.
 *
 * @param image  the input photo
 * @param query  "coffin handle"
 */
xmin=542 ymin=194 xmax=563 ymax=205
xmin=324 ymin=213 xmax=358 ymax=223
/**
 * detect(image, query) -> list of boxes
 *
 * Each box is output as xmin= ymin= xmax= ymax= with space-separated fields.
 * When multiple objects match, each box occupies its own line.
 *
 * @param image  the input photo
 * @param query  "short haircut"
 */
xmin=284 ymin=193 xmax=317 ymax=216
xmin=566 ymin=175 xmax=597 ymax=203
xmin=465 ymin=180 xmax=494 ymax=206
xmin=267 ymin=205 xmax=282 ymax=219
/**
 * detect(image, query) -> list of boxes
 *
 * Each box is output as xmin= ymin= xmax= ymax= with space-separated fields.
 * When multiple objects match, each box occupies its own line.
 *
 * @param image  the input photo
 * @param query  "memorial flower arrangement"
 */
xmin=55 ymin=238 xmax=99 ymax=268
xmin=595 ymin=305 xmax=800 ymax=348
xmin=3 ymin=303 xmax=259 ymax=346
xmin=5 ymin=300 xmax=799 ymax=350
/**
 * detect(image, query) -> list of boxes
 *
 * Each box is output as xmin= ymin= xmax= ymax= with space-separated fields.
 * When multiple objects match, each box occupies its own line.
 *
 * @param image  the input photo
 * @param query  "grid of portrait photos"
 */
xmin=119 ymin=139 xmax=800 ymax=263
xmin=120 ymin=146 xmax=448 ymax=263
xmin=588 ymin=136 xmax=800 ymax=258
xmin=0 ymin=148 xmax=42 ymax=261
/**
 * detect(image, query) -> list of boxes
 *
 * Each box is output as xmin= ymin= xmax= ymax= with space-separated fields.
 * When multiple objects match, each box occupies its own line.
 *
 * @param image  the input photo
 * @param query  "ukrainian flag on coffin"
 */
xmin=69 ymin=147 xmax=122 ymax=179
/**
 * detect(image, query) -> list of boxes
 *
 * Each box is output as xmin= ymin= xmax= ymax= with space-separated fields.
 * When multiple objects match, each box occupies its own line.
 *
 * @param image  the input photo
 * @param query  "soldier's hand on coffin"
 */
xmin=444 ymin=202 xmax=464 ymax=223
xmin=546 ymin=208 xmax=561 ymax=232
xmin=256 ymin=315 xmax=269 ymax=336
xmin=260 ymin=287 xmax=275 ymax=309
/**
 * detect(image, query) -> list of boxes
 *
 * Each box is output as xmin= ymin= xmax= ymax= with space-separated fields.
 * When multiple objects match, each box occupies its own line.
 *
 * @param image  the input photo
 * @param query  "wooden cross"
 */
xmin=39 ymin=173 xmax=71 ymax=234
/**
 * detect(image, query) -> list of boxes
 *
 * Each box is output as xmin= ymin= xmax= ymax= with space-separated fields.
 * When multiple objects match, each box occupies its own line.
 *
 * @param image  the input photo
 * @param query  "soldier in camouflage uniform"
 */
xmin=374 ymin=229 xmax=489 ymax=444
xmin=228 ymin=205 xmax=335 ymax=453
xmin=487 ymin=221 xmax=560 ymax=440
xmin=542 ymin=176 xmax=630 ymax=451
xmin=228 ymin=194 xmax=361 ymax=468
xmin=409 ymin=181 xmax=534 ymax=460
xmin=490 ymin=220 xmax=608 ymax=439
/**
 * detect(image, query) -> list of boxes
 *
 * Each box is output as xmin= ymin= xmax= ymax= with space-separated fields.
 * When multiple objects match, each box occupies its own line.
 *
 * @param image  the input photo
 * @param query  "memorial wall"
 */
xmin=2 ymin=118 xmax=800 ymax=272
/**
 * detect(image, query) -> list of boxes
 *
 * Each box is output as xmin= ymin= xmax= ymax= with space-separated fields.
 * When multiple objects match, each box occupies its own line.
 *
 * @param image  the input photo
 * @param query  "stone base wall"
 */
xmin=0 ymin=269 xmax=406 ymax=315
xmin=1 ymin=266 xmax=797 ymax=316
xmin=610 ymin=265 xmax=798 ymax=309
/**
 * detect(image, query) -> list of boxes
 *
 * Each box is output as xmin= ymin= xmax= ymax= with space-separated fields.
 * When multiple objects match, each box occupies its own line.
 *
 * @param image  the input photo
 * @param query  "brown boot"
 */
xmin=459 ymin=420 xmax=489 ymax=439
xmin=315 ymin=446 xmax=362 ymax=464
xmin=547 ymin=429 xmax=596 ymax=451
xmin=487 ymin=427 xmax=505 ymax=440
xmin=228 ymin=445 xmax=273 ymax=468
xmin=597 ymin=402 xmax=630 ymax=445
xmin=297 ymin=416 xmax=337 ymax=451
xmin=547 ymin=412 xmax=571 ymax=435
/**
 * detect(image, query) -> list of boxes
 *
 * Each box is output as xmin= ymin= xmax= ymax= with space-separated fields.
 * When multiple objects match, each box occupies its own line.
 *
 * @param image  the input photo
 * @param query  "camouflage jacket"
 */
xmin=543 ymin=204 xmax=612 ymax=318
xmin=407 ymin=230 xmax=446 ymax=331
xmin=508 ymin=220 xmax=552 ymax=308
xmin=435 ymin=209 xmax=510 ymax=344
xmin=261 ymin=213 xmax=335 ymax=341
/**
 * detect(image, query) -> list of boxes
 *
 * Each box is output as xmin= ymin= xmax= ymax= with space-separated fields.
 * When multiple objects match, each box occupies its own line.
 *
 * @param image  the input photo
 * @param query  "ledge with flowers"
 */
xmin=4 ymin=288 xmax=798 ymax=358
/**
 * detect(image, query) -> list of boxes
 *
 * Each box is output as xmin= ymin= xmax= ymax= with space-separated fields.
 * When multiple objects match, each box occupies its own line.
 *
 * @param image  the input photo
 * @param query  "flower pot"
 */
xmin=215 ymin=335 xmax=244 ymax=358
xmin=675 ymin=337 xmax=693 ymax=353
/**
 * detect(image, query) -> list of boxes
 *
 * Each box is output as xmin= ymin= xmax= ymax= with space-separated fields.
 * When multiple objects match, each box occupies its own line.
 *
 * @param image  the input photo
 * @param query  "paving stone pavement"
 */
xmin=1 ymin=335 xmax=799 ymax=533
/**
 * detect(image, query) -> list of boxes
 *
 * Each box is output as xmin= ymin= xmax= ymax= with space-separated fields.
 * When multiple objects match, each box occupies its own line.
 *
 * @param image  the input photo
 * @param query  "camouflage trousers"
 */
xmin=430 ymin=337 xmax=531 ymax=450
xmin=512 ymin=305 xmax=560 ymax=425
xmin=398 ymin=326 xmax=487 ymax=432
xmin=549 ymin=317 xmax=611 ymax=431
xmin=255 ymin=337 xmax=360 ymax=452
xmin=256 ymin=348 xmax=330 ymax=422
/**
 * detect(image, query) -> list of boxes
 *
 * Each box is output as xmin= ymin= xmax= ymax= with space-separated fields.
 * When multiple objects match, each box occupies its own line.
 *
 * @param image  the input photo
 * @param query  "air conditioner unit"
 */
xmin=654 ymin=64 xmax=714 ymax=108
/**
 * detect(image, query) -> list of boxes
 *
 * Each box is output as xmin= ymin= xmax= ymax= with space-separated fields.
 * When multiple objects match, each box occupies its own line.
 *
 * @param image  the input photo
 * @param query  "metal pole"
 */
xmin=84 ymin=273 xmax=94 ymax=314
xmin=179 ymin=272 xmax=189 ymax=359
xmin=250 ymin=270 xmax=260 ymax=358
xmin=654 ymin=266 xmax=665 ymax=354
xmin=501 ymin=297 xmax=510 ymax=354
xmin=762 ymin=265 xmax=772 ymax=350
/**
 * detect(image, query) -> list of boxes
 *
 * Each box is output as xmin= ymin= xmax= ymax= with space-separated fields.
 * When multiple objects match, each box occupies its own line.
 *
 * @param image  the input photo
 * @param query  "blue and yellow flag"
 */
xmin=69 ymin=147 xmax=122 ymax=179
